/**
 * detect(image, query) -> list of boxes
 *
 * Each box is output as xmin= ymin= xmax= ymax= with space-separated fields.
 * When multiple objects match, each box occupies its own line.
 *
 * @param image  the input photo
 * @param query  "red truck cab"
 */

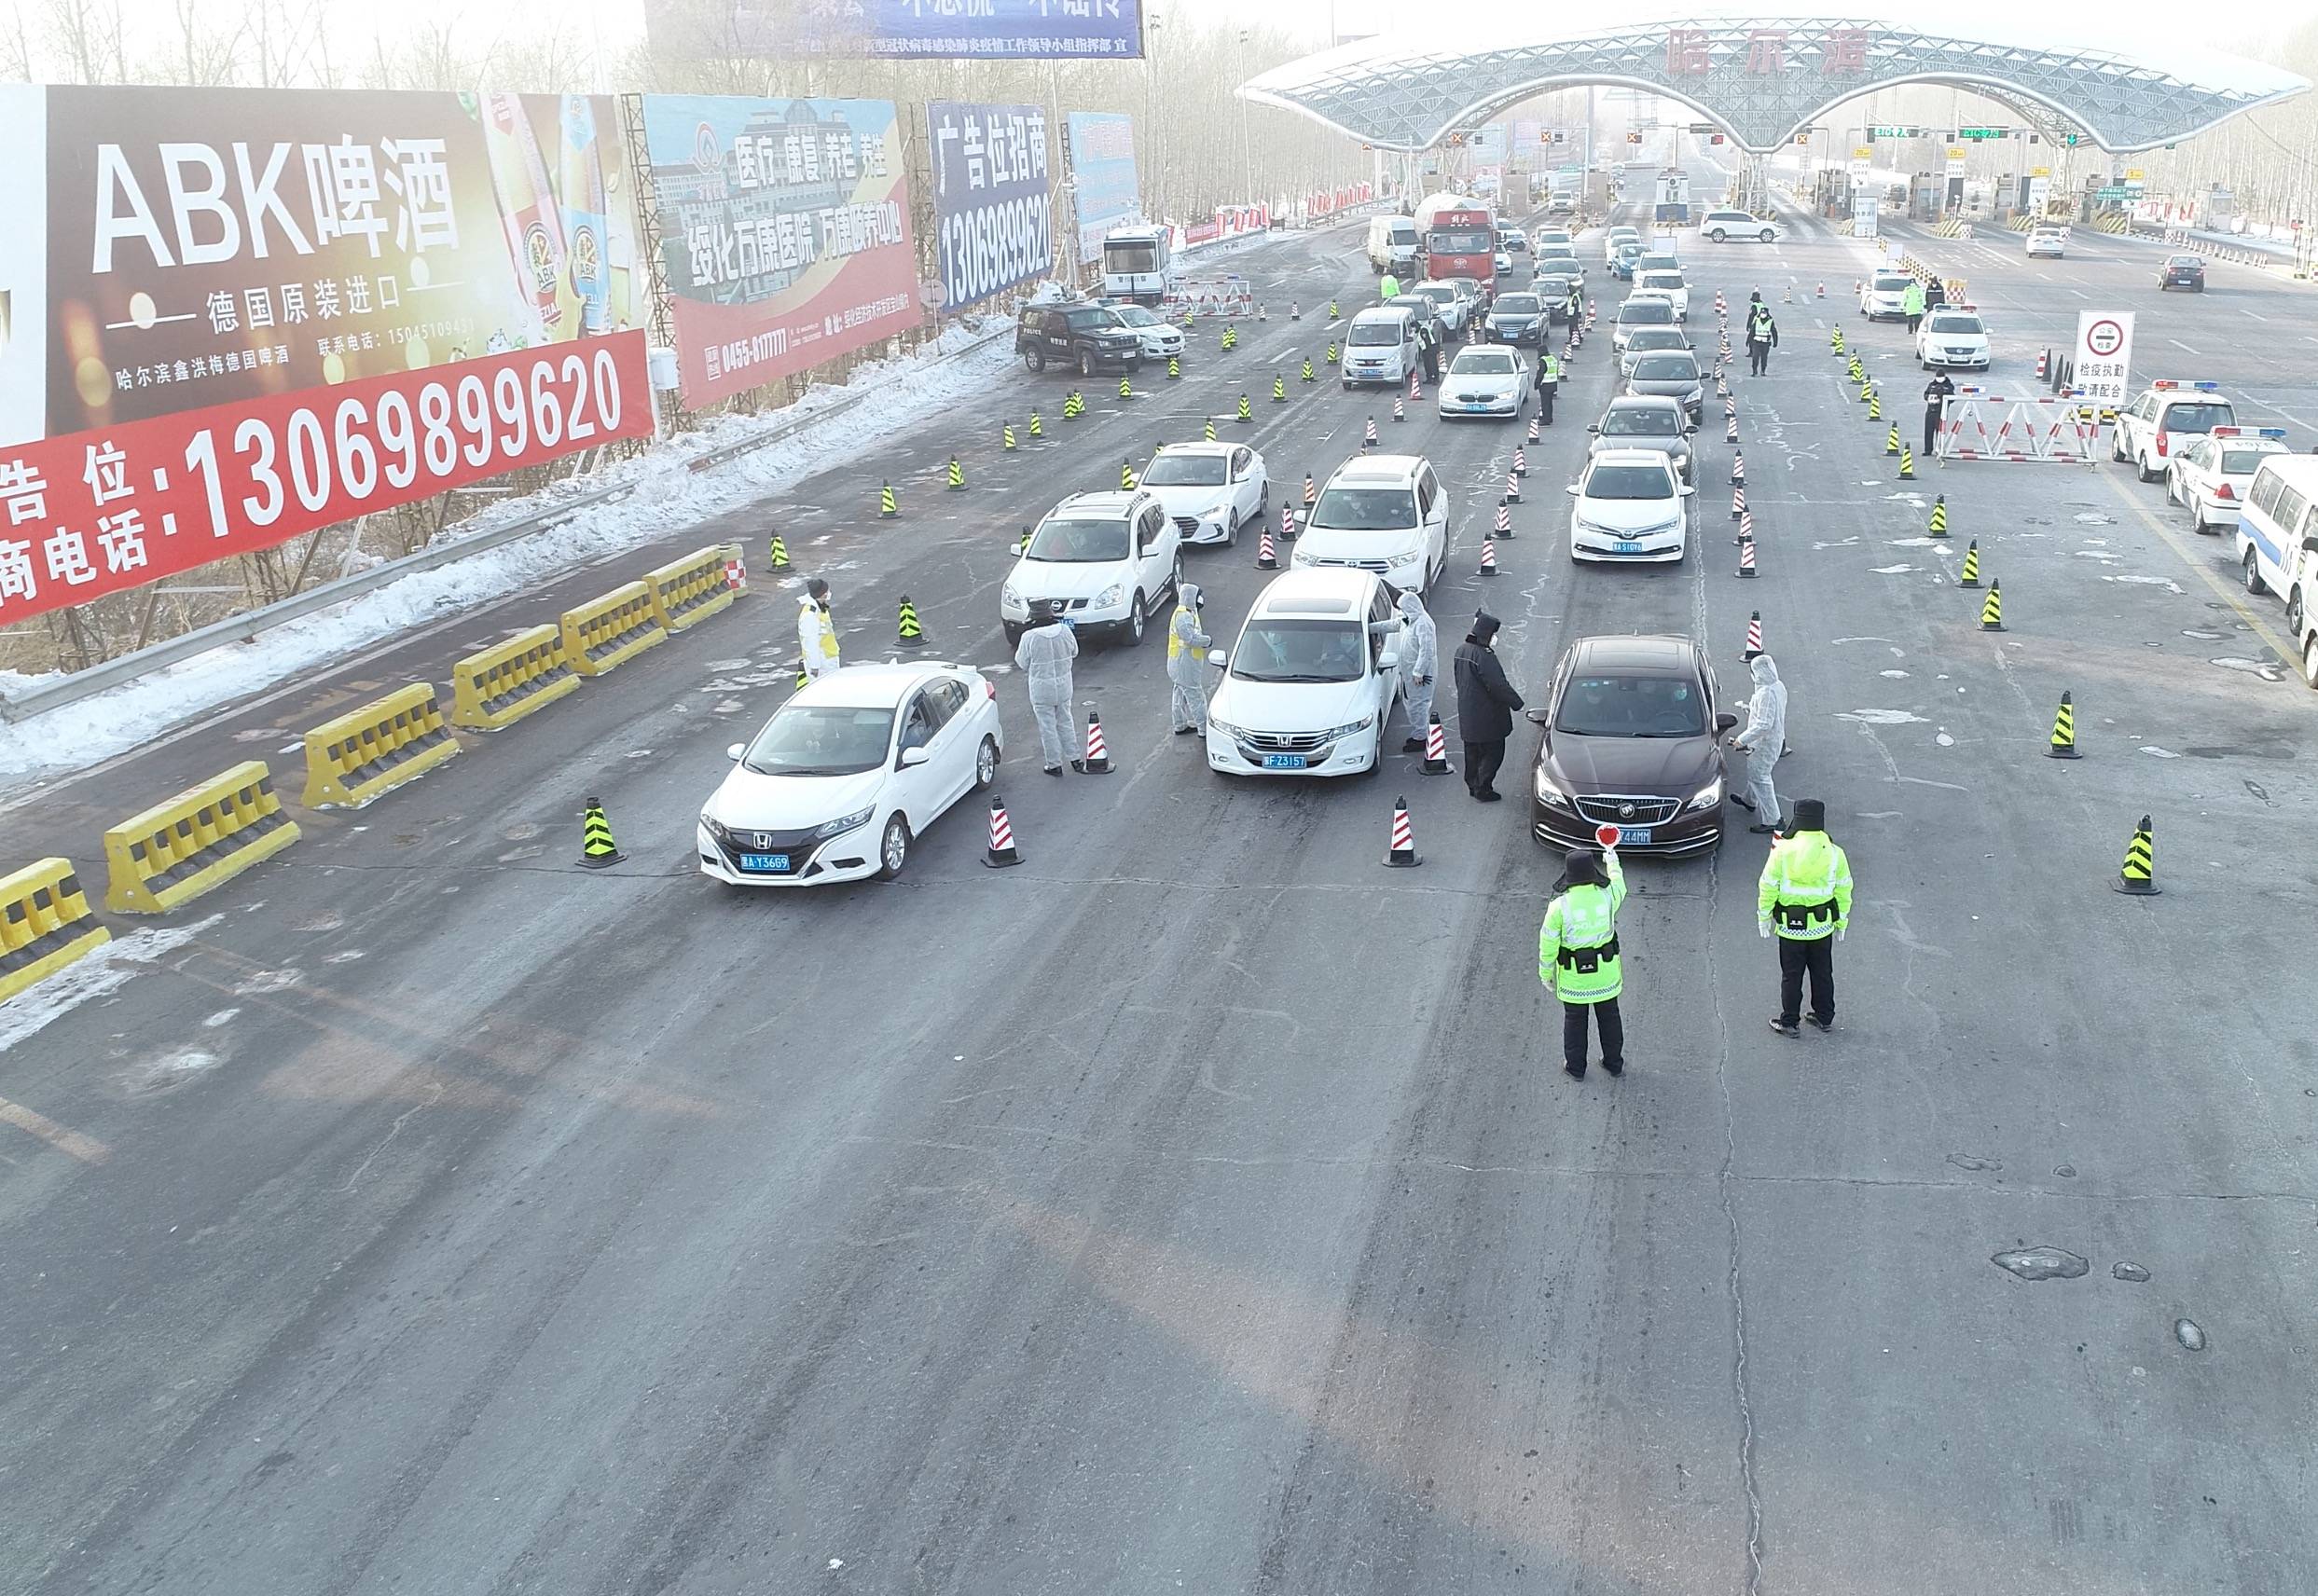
xmin=1424 ymin=206 xmax=1496 ymax=296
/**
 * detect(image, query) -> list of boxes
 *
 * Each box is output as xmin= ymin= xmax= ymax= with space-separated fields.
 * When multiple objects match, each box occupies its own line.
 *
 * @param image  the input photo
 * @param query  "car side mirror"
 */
xmin=1563 ymin=484 xmax=1582 ymax=496
xmin=1715 ymin=712 xmax=1740 ymax=734
xmin=1378 ymin=648 xmax=1402 ymax=671
xmin=1678 ymin=484 xmax=1696 ymax=496
xmin=1585 ymin=424 xmax=1600 ymax=433
xmin=726 ymin=743 xmax=747 ymax=761
xmin=899 ymin=746 xmax=932 ymax=767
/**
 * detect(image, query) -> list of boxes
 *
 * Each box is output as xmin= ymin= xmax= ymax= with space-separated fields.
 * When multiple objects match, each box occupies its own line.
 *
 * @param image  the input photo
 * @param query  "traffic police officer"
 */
xmin=1759 ymin=799 xmax=1854 ymax=1037
xmin=1537 ymin=348 xmax=1561 ymax=424
xmin=1540 ymin=839 xmax=1627 ymax=1080
xmin=1922 ymin=368 xmax=1956 ymax=459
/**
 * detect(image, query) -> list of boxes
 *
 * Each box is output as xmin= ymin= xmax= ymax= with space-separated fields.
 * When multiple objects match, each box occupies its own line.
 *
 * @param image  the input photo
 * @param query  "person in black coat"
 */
xmin=1452 ymin=610 xmax=1524 ymax=801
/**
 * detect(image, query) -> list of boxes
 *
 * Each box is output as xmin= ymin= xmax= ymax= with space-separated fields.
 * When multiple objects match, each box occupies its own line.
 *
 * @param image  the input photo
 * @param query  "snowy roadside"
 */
xmin=0 ymin=323 xmax=1017 ymax=788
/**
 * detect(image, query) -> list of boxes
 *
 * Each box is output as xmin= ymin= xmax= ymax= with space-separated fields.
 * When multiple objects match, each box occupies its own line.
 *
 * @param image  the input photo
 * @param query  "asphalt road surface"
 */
xmin=4 ymin=175 xmax=2315 ymax=1596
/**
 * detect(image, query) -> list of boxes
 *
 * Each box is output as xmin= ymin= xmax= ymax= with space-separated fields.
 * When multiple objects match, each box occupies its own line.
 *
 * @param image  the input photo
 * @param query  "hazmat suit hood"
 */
xmin=1397 ymin=590 xmax=1425 ymax=624
xmin=1179 ymin=583 xmax=1203 ymax=612
xmin=1554 ymin=847 xmax=1608 ymax=892
xmin=1749 ymin=654 xmax=1780 ymax=688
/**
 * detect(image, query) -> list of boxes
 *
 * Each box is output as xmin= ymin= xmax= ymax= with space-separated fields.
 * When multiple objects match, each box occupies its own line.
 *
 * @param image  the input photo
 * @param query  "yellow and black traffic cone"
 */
xmin=1237 ymin=392 xmax=1253 ymax=422
xmin=1866 ymin=390 xmax=1883 ymax=422
xmin=1927 ymin=494 xmax=1948 ymax=537
xmin=945 ymin=455 xmax=964 ymax=489
xmin=1121 ymin=458 xmax=1138 ymax=492
xmin=795 ymin=656 xmax=809 ymax=690
xmin=879 ymin=481 xmax=898 ymax=519
xmin=1166 ymin=354 xmax=1180 ymax=380
xmin=1273 ymin=374 xmax=1288 ymax=403
xmin=1979 ymin=579 xmax=2005 ymax=631
xmin=1203 ymin=417 xmax=1217 ymax=442
xmin=1301 ymin=358 xmax=1316 ymax=383
xmin=1120 ymin=374 xmax=1135 ymax=399
xmin=897 ymin=596 xmax=924 ymax=647
xmin=1327 ymin=298 xmax=1339 ymax=319
xmin=1957 ymin=540 xmax=1981 ymax=587
xmin=578 ymin=797 xmax=623 ymax=868
xmin=767 ymin=532 xmax=790 ymax=571
xmin=1028 ymin=410 xmax=1043 ymax=438
xmin=1324 ymin=342 xmax=1339 ymax=364
xmin=2047 ymin=691 xmax=2079 ymax=759
xmin=1002 ymin=422 xmax=1017 ymax=450
xmin=2115 ymin=815 xmax=2159 ymax=895
xmin=1897 ymin=447 xmax=1915 ymax=480
xmin=1884 ymin=422 xmax=1901 ymax=455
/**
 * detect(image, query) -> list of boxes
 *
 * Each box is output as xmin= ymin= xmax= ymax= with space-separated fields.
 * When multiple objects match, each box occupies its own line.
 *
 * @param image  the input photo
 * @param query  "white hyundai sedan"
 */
xmin=1138 ymin=441 xmax=1267 ymax=548
xmin=1438 ymin=345 xmax=1528 ymax=419
xmin=698 ymin=662 xmax=1002 ymax=887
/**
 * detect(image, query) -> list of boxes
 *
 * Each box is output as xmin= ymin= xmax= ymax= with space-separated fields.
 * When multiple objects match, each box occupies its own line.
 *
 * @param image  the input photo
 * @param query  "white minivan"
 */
xmin=1340 ymin=306 xmax=1422 ymax=387
xmin=1205 ymin=568 xmax=1408 ymax=777
xmin=1293 ymin=453 xmax=1451 ymax=594
xmin=2232 ymin=455 xmax=2318 ymax=617
xmin=1367 ymin=213 xmax=1421 ymax=273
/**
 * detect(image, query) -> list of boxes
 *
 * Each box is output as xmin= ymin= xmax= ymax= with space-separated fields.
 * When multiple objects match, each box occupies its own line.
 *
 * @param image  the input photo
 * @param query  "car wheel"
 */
xmin=873 ymin=814 xmax=911 ymax=881
xmin=2244 ymin=546 xmax=2267 ymax=595
xmin=1168 ymin=556 xmax=1184 ymax=598
xmin=1025 ymin=349 xmax=1047 ymax=373
xmin=1711 ymin=228 xmax=1727 ymax=242
xmin=1759 ymin=229 xmax=1775 ymax=243
xmin=2192 ymin=498 xmax=2211 ymax=533
xmin=2287 ymin=589 xmax=2305 ymax=638
xmin=2136 ymin=453 xmax=2160 ymax=484
xmin=2110 ymin=431 xmax=2129 ymax=463
xmin=2164 ymin=472 xmax=2179 ymax=505
xmin=1078 ymin=350 xmax=1096 ymax=378
xmin=1003 ymin=622 xmax=1024 ymax=649
xmin=973 ymin=734 xmax=1000 ymax=791
xmin=1124 ymin=593 xmax=1147 ymax=647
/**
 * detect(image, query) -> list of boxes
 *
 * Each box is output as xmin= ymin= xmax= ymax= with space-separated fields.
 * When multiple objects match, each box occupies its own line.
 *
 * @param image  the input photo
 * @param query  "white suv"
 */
xmin=2111 ymin=381 xmax=2236 ymax=484
xmin=1102 ymin=302 xmax=1186 ymax=361
xmin=1699 ymin=209 xmax=1780 ymax=243
xmin=1635 ymin=268 xmax=1690 ymax=320
xmin=1205 ymin=568 xmax=1408 ymax=778
xmin=1292 ymin=453 xmax=1451 ymax=595
xmin=1001 ymin=490 xmax=1182 ymax=647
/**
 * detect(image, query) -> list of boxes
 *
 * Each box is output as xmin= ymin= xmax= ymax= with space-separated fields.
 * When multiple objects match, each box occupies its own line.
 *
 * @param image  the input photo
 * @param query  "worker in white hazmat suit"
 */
xmin=1013 ymin=599 xmax=1080 ymax=775
xmin=1167 ymin=583 xmax=1211 ymax=736
xmin=1396 ymin=589 xmax=1437 ymax=751
xmin=1728 ymin=652 xmax=1787 ymax=833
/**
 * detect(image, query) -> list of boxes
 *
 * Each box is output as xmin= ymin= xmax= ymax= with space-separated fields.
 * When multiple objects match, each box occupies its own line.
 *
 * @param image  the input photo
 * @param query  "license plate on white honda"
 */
xmin=1619 ymin=827 xmax=1653 ymax=845
xmin=739 ymin=852 xmax=791 ymax=873
xmin=1262 ymin=753 xmax=1308 ymax=770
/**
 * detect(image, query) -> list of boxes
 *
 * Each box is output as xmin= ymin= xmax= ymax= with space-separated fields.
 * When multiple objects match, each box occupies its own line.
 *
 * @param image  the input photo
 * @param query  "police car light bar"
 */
xmin=2150 ymin=379 xmax=2221 ymax=391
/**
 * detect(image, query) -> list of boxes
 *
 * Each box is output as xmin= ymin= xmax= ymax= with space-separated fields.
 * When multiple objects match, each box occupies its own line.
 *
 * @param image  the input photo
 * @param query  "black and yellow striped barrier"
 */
xmin=103 ymin=761 xmax=299 ymax=914
xmin=560 ymin=580 xmax=667 ymax=678
xmin=301 ymin=683 xmax=462 ymax=808
xmin=645 ymin=543 xmax=740 ymax=634
xmin=450 ymin=625 xmax=581 ymax=732
xmin=1 ymin=858 xmax=110 ymax=1003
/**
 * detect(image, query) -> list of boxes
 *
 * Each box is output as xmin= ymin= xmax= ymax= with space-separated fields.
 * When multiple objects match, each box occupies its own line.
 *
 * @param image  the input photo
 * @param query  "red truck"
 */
xmin=1418 ymin=200 xmax=1497 ymax=296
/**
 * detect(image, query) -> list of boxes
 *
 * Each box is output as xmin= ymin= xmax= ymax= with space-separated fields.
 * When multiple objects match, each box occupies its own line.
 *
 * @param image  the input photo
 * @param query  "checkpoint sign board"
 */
xmin=2075 ymin=311 xmax=2135 ymax=409
xmin=928 ymin=101 xmax=1054 ymax=312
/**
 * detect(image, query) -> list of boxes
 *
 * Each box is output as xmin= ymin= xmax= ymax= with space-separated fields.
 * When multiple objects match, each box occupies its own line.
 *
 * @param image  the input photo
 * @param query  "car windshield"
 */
xmin=1348 ymin=321 xmax=1403 ymax=346
xmin=1105 ymin=241 xmax=1162 ymax=272
xmin=2221 ymin=447 xmax=2277 ymax=474
xmin=1232 ymin=618 xmax=1368 ymax=683
xmin=1452 ymin=351 xmax=1518 ymax=375
xmin=1627 ymin=330 xmax=1686 ymax=354
xmin=1618 ymin=300 xmax=1675 ymax=324
xmin=2168 ymin=255 xmax=2201 ymax=268
xmin=1311 ymin=486 xmax=1416 ymax=530
xmin=1632 ymin=354 xmax=1697 ymax=380
xmin=742 ymin=705 xmax=896 ymax=777
xmin=1927 ymin=313 xmax=1983 ymax=335
xmin=1555 ymin=674 xmax=1706 ymax=738
xmin=2160 ymin=402 xmax=2234 ymax=433
xmin=1430 ymin=227 xmax=1493 ymax=253
xmin=1063 ymin=310 xmax=1114 ymax=331
xmin=1140 ymin=454 xmax=1226 ymax=487
xmin=1638 ymin=255 xmax=1678 ymax=272
xmin=1601 ymin=406 xmax=1678 ymax=437
xmin=1113 ymin=305 xmax=1159 ymax=326
xmin=1584 ymin=463 xmax=1676 ymax=500
xmin=1414 ymin=285 xmax=1455 ymax=304
xmin=1496 ymin=295 xmax=1541 ymax=314
xmin=1639 ymin=272 xmax=1684 ymax=290
xmin=1026 ymin=516 xmax=1129 ymax=561
xmin=1874 ymin=276 xmax=1911 ymax=293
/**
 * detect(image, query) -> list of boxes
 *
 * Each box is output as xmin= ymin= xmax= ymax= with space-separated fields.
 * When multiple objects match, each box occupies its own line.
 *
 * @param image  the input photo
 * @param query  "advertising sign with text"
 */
xmin=1066 ymin=112 xmax=1139 ymax=264
xmin=658 ymin=0 xmax=1144 ymax=61
xmin=928 ymin=101 xmax=1053 ymax=310
xmin=2074 ymin=310 xmax=2134 ymax=408
xmin=640 ymin=94 xmax=918 ymax=408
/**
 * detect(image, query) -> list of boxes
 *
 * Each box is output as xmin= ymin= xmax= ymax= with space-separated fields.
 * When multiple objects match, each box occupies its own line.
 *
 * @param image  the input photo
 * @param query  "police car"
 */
xmin=2165 ymin=425 xmax=2289 ymax=532
xmin=1914 ymin=305 xmax=1990 ymax=369
xmin=2110 ymin=380 xmax=2238 ymax=484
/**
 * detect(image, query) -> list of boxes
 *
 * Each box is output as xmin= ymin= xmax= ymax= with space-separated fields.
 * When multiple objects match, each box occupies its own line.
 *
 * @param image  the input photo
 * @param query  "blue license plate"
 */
xmin=739 ymin=852 xmax=791 ymax=873
xmin=1615 ymin=541 xmax=1643 ymax=555
xmin=1620 ymin=827 xmax=1653 ymax=845
xmin=1262 ymin=753 xmax=1309 ymax=770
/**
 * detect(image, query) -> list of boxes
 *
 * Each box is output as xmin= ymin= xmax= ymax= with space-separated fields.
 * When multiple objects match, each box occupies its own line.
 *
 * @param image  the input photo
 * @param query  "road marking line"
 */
xmin=2069 ymin=288 xmax=2089 ymax=299
xmin=2168 ymin=339 xmax=2199 ymax=353
xmin=2242 ymin=309 xmax=2268 ymax=321
xmin=0 ymin=1096 xmax=111 ymax=1164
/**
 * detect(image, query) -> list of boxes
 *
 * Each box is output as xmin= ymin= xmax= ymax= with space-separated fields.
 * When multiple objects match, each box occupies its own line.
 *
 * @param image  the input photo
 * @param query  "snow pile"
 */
xmin=0 ymin=327 xmax=1015 ymax=787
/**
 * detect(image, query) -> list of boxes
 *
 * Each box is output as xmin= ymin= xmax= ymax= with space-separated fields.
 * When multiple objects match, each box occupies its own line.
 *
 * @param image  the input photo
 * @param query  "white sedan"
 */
xmin=1914 ymin=307 xmax=1990 ymax=370
xmin=1104 ymin=302 xmax=1186 ymax=360
xmin=2025 ymin=228 xmax=2066 ymax=258
xmin=1566 ymin=449 xmax=1693 ymax=564
xmin=2169 ymin=426 xmax=2291 ymax=533
xmin=1138 ymin=441 xmax=1267 ymax=547
xmin=1438 ymin=345 xmax=1529 ymax=419
xmin=698 ymin=662 xmax=1002 ymax=887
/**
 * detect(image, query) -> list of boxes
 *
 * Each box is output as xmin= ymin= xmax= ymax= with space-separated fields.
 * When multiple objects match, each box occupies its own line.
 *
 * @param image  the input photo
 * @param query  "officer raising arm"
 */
xmin=1540 ymin=838 xmax=1628 ymax=1080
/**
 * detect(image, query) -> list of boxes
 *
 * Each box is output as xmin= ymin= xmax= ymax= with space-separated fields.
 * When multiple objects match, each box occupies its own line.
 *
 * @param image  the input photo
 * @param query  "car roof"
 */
xmin=1255 ymin=567 xmax=1378 ymax=612
xmin=1606 ymin=393 xmax=1682 ymax=412
xmin=1569 ymin=633 xmax=1697 ymax=672
xmin=1589 ymin=448 xmax=1679 ymax=470
xmin=1350 ymin=305 xmax=1414 ymax=323
xmin=1050 ymin=490 xmax=1148 ymax=517
xmin=790 ymin=661 xmax=955 ymax=708
xmin=1155 ymin=440 xmax=1235 ymax=458
xmin=1324 ymin=453 xmax=1427 ymax=485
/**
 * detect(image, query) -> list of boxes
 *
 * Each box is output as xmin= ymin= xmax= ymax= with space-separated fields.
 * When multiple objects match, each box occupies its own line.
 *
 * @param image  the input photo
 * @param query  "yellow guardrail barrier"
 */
xmin=645 ymin=543 xmax=740 ymax=633
xmin=103 ymin=761 xmax=300 ymax=914
xmin=449 ymin=624 xmax=582 ymax=732
xmin=300 ymin=682 xmax=462 ymax=808
xmin=1 ymin=858 xmax=111 ymax=1003
xmin=560 ymin=580 xmax=667 ymax=677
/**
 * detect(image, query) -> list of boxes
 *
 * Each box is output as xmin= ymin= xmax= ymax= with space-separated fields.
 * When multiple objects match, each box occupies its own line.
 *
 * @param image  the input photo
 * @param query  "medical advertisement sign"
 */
xmin=1065 ymin=111 xmax=1139 ymax=264
xmin=928 ymin=101 xmax=1053 ymax=310
xmin=640 ymin=94 xmax=918 ymax=408
xmin=0 ymin=84 xmax=652 ymax=625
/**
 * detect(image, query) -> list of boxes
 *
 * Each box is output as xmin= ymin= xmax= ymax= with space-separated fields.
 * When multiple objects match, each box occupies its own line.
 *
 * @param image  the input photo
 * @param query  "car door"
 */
xmin=890 ymin=691 xmax=943 ymax=819
xmin=1136 ymin=504 xmax=1177 ymax=605
xmin=1367 ymin=582 xmax=1402 ymax=720
xmin=1230 ymin=447 xmax=1261 ymax=525
xmin=919 ymin=677 xmax=974 ymax=812
xmin=1415 ymin=464 xmax=1447 ymax=578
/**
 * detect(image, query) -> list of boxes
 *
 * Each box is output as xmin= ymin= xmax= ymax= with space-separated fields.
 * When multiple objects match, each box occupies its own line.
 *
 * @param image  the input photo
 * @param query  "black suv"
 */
xmin=1017 ymin=304 xmax=1144 ymax=377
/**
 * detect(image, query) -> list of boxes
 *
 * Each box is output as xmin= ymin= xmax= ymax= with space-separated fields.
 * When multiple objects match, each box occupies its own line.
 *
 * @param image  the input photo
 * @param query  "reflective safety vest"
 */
xmin=1748 ymin=308 xmax=1773 ymax=339
xmin=1539 ymin=354 xmax=1561 ymax=385
xmin=1539 ymin=854 xmax=1627 ymax=1003
xmin=1166 ymin=606 xmax=1198 ymax=664
xmin=809 ymin=604 xmax=840 ymax=658
xmin=1758 ymin=831 xmax=1854 ymax=941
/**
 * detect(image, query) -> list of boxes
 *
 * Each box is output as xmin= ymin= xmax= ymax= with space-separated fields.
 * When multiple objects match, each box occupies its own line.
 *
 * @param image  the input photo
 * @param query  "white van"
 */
xmin=1204 ymin=568 xmax=1408 ymax=778
xmin=1293 ymin=453 xmax=1451 ymax=594
xmin=1340 ymin=306 xmax=1421 ymax=388
xmin=2233 ymin=456 xmax=2318 ymax=620
xmin=1367 ymin=213 xmax=1421 ymax=274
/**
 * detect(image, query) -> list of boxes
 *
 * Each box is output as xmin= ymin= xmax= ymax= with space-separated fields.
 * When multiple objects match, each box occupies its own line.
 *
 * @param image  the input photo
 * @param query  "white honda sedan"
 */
xmin=1138 ymin=441 xmax=1267 ymax=547
xmin=698 ymin=662 xmax=1002 ymax=887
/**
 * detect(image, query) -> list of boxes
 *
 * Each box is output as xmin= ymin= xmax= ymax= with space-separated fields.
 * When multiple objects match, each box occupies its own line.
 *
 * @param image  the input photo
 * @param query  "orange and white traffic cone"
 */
xmin=1730 ymin=450 xmax=1745 ymax=486
xmin=1083 ymin=709 xmax=1112 ymax=775
xmin=1527 ymin=414 xmax=1541 ymax=445
xmin=1392 ymin=395 xmax=1405 ymax=422
xmin=1734 ymin=508 xmax=1755 ymax=545
xmin=1479 ymin=535 xmax=1499 ymax=575
xmin=1363 ymin=416 xmax=1379 ymax=450
xmin=984 ymin=797 xmax=1023 ymax=868
xmin=1409 ymin=370 xmax=1422 ymax=403
xmin=1422 ymin=714 xmax=1453 ymax=775
xmin=1303 ymin=475 xmax=1317 ymax=514
xmin=1504 ymin=469 xmax=1521 ymax=503
xmin=1725 ymin=414 xmax=1739 ymax=445
xmin=1731 ymin=485 xmax=1746 ymax=521
xmin=1815 ymin=282 xmax=1825 ymax=297
xmin=1279 ymin=500 xmax=1297 ymax=543
xmin=1495 ymin=496 xmax=1515 ymax=541
xmin=1384 ymin=795 xmax=1422 ymax=867
xmin=1256 ymin=524 xmax=1279 ymax=570
xmin=1742 ymin=610 xmax=1764 ymax=658
xmin=1512 ymin=444 xmax=1528 ymax=476
xmin=1737 ymin=533 xmax=1758 ymax=578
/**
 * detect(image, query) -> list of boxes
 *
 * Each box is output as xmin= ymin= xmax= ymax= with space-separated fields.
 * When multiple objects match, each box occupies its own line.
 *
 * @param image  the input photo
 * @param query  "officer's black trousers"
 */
xmin=1776 ymin=936 xmax=1835 ymax=1026
xmin=1563 ymin=998 xmax=1624 ymax=1075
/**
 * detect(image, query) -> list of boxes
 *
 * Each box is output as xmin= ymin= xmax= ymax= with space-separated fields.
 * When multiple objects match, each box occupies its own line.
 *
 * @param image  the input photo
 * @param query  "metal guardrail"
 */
xmin=0 ymin=323 xmax=1014 ymax=725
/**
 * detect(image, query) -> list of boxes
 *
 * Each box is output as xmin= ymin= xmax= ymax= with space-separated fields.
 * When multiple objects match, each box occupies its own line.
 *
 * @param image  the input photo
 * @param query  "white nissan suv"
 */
xmin=1001 ymin=489 xmax=1182 ymax=647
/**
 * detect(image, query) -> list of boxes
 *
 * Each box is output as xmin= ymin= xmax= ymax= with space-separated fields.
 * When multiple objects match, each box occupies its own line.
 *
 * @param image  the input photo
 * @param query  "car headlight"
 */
xmin=1684 ymin=776 xmax=1723 ymax=812
xmin=1001 ymin=583 xmax=1023 ymax=609
xmin=1092 ymin=582 xmax=1125 ymax=609
xmin=1385 ymin=547 xmax=1424 ymax=570
xmin=1290 ymin=546 xmax=1320 ymax=567
xmin=701 ymin=815 xmax=736 ymax=844
xmin=811 ymin=805 xmax=876 ymax=841
xmin=1535 ymin=768 xmax=1575 ymax=808
xmin=1323 ymin=715 xmax=1374 ymax=741
xmin=1208 ymin=718 xmax=1251 ymax=741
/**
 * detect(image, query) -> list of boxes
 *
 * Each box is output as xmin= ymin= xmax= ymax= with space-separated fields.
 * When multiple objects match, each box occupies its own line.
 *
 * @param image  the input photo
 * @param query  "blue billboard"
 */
xmin=929 ymin=101 xmax=1055 ymax=310
xmin=1066 ymin=112 xmax=1140 ymax=264
xmin=687 ymin=0 xmax=1144 ymax=60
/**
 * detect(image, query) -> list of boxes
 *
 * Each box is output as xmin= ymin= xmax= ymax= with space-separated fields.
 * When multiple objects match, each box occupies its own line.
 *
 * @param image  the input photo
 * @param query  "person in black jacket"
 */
xmin=1745 ymin=301 xmax=1778 ymax=376
xmin=1452 ymin=610 xmax=1524 ymax=801
xmin=1923 ymin=369 xmax=1956 ymax=458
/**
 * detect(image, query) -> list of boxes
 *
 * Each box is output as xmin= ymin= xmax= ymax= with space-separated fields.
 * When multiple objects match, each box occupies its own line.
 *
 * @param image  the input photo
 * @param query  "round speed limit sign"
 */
xmin=2085 ymin=318 xmax=2127 ymax=358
